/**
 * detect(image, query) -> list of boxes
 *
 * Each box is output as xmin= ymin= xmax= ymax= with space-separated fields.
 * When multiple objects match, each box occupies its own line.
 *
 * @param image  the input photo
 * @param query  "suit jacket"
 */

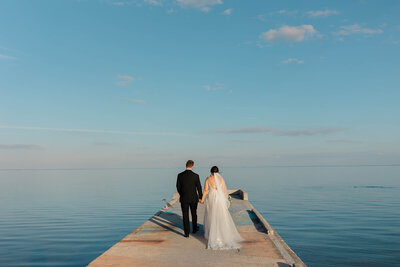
xmin=176 ymin=169 xmax=203 ymax=203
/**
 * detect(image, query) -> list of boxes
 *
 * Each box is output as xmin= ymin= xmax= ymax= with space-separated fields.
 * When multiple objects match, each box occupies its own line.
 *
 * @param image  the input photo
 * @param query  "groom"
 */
xmin=176 ymin=160 xmax=202 ymax=238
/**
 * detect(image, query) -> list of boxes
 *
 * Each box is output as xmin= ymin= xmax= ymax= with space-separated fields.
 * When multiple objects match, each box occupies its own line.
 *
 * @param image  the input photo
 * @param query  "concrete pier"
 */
xmin=88 ymin=189 xmax=306 ymax=267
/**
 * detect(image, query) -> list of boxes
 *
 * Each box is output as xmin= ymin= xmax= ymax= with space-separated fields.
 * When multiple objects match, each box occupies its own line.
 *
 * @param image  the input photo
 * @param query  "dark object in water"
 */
xmin=353 ymin=185 xmax=394 ymax=189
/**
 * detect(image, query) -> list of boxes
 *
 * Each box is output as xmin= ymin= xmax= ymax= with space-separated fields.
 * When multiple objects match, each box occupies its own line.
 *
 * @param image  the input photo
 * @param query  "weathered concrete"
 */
xmin=88 ymin=189 xmax=306 ymax=267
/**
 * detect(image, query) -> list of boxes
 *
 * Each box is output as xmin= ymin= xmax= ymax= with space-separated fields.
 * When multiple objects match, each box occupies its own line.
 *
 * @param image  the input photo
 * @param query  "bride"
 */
xmin=199 ymin=166 xmax=243 ymax=249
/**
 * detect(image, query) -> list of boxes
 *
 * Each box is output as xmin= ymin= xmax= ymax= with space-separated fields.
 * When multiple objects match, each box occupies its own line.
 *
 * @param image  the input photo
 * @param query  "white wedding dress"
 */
xmin=203 ymin=173 xmax=244 ymax=249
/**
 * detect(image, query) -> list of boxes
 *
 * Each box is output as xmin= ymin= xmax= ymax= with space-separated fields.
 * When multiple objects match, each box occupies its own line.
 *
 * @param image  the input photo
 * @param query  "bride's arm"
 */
xmin=199 ymin=178 xmax=209 ymax=204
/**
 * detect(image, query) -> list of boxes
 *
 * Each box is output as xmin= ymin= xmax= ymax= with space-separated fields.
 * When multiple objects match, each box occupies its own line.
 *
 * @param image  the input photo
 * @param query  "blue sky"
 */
xmin=0 ymin=0 xmax=399 ymax=169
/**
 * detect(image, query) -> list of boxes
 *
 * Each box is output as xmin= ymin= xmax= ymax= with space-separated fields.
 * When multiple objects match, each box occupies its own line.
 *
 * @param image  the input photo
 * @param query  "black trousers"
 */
xmin=180 ymin=202 xmax=198 ymax=236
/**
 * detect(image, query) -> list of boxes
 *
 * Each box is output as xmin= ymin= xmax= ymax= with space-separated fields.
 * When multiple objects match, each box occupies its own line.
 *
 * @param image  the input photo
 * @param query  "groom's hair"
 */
xmin=186 ymin=160 xmax=194 ymax=168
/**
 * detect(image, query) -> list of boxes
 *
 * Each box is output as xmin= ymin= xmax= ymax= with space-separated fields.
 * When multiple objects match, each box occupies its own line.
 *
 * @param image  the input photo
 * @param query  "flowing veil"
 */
xmin=204 ymin=173 xmax=243 ymax=249
xmin=214 ymin=173 xmax=229 ymax=207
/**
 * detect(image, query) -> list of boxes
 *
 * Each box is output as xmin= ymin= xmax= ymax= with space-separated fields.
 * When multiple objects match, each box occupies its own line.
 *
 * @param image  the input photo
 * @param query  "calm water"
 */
xmin=0 ymin=166 xmax=399 ymax=266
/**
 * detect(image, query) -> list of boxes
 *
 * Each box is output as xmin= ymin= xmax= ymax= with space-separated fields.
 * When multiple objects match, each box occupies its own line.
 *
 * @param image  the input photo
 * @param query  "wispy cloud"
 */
xmin=108 ymin=0 xmax=221 ymax=12
xmin=128 ymin=98 xmax=146 ymax=104
xmin=335 ymin=24 xmax=383 ymax=36
xmin=92 ymin=142 xmax=117 ymax=146
xmin=307 ymin=9 xmax=339 ymax=17
xmin=260 ymin=25 xmax=318 ymax=43
xmin=212 ymin=126 xmax=344 ymax=136
xmin=282 ymin=58 xmax=304 ymax=64
xmin=167 ymin=8 xmax=177 ymax=14
xmin=257 ymin=10 xmax=298 ymax=21
xmin=230 ymin=139 xmax=259 ymax=144
xmin=109 ymin=1 xmax=131 ymax=6
xmin=144 ymin=0 xmax=163 ymax=6
xmin=0 ymin=53 xmax=16 ymax=60
xmin=0 ymin=144 xmax=43 ymax=150
xmin=116 ymin=74 xmax=134 ymax=86
xmin=204 ymin=83 xmax=224 ymax=91
xmin=276 ymin=9 xmax=298 ymax=15
xmin=326 ymin=139 xmax=361 ymax=144
xmin=176 ymin=0 xmax=223 ymax=12
xmin=257 ymin=14 xmax=266 ymax=21
xmin=223 ymin=8 xmax=232 ymax=15
xmin=0 ymin=125 xmax=185 ymax=136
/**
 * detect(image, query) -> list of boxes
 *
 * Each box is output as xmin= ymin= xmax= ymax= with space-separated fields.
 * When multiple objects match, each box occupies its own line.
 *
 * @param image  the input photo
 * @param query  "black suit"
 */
xmin=176 ymin=169 xmax=203 ymax=236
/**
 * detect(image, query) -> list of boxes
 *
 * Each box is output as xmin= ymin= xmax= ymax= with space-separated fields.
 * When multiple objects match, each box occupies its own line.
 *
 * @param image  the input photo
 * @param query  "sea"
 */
xmin=0 ymin=166 xmax=399 ymax=266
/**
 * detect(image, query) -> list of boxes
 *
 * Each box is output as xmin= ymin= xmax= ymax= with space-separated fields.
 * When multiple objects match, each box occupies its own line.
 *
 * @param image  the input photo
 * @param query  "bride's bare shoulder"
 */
xmin=205 ymin=176 xmax=214 ymax=183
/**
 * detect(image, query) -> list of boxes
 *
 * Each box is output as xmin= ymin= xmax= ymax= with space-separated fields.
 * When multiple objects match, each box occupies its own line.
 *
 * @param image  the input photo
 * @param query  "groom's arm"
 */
xmin=176 ymin=175 xmax=181 ymax=194
xmin=196 ymin=175 xmax=202 ymax=200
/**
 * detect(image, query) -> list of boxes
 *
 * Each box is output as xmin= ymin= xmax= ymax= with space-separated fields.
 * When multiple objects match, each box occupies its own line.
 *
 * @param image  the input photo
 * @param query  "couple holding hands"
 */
xmin=176 ymin=160 xmax=243 ymax=249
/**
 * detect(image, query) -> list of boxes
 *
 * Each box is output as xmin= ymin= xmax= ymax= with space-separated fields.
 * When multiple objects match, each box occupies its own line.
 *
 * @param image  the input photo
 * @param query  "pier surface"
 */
xmin=88 ymin=190 xmax=305 ymax=267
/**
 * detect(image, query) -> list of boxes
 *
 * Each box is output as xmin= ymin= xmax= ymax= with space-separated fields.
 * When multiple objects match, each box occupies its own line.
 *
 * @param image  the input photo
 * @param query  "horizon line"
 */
xmin=0 ymin=164 xmax=399 ymax=171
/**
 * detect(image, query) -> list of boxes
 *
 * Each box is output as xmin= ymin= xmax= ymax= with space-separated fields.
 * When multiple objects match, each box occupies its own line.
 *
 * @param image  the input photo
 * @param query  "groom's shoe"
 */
xmin=192 ymin=226 xmax=199 ymax=234
xmin=184 ymin=234 xmax=189 ymax=238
